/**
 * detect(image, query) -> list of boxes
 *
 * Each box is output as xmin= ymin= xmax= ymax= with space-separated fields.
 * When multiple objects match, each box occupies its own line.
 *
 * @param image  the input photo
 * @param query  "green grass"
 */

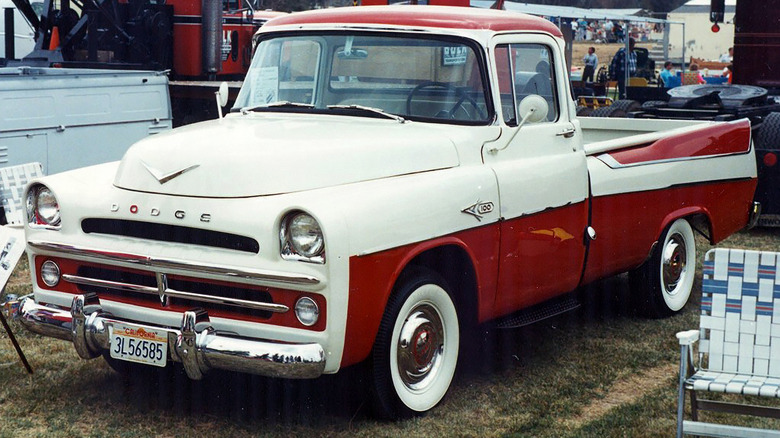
xmin=0 ymin=228 xmax=778 ymax=437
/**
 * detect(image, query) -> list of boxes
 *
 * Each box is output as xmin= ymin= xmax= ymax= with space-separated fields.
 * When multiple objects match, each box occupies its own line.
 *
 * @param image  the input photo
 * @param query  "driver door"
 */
xmin=485 ymin=34 xmax=589 ymax=315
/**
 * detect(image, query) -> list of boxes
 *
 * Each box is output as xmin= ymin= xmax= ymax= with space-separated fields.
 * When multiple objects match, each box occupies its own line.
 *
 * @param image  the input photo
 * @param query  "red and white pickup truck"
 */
xmin=12 ymin=6 xmax=759 ymax=418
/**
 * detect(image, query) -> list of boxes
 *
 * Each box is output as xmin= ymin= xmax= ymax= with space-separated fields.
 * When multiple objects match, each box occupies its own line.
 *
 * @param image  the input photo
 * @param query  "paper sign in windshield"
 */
xmin=443 ymin=46 xmax=468 ymax=66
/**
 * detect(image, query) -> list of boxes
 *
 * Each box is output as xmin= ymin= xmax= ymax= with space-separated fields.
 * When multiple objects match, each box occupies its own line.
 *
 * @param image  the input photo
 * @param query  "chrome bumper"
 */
xmin=748 ymin=201 xmax=762 ymax=229
xmin=13 ymin=293 xmax=326 ymax=380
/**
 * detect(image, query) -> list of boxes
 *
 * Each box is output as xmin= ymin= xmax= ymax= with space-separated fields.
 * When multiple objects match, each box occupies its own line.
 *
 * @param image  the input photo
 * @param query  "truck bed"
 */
xmin=580 ymin=117 xmax=722 ymax=156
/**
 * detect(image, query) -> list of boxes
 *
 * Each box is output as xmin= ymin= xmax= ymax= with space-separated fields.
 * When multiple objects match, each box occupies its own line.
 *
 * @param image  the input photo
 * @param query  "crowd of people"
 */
xmin=578 ymin=40 xmax=734 ymax=98
xmin=570 ymin=18 xmax=661 ymax=44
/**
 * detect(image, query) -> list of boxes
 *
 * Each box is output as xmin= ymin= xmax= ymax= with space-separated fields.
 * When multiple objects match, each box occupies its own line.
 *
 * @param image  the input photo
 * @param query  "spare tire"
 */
xmin=757 ymin=112 xmax=780 ymax=151
xmin=667 ymin=84 xmax=768 ymax=109
xmin=590 ymin=106 xmax=627 ymax=118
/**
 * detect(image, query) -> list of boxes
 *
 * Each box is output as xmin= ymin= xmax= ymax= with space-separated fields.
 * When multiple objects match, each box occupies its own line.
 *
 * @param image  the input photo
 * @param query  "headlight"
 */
xmin=26 ymin=184 xmax=61 ymax=227
xmin=281 ymin=211 xmax=325 ymax=263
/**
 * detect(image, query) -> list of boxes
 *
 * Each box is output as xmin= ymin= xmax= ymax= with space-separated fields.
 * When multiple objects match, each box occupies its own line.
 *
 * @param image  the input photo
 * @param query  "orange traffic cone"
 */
xmin=48 ymin=26 xmax=60 ymax=50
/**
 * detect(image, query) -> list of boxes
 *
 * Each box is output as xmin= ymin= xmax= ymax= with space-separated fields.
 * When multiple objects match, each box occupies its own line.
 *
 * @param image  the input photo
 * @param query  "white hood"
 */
xmin=113 ymin=114 xmax=461 ymax=198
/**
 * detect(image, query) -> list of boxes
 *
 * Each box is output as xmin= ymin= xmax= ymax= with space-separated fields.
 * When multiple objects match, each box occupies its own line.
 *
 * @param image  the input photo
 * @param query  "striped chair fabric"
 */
xmin=688 ymin=248 xmax=780 ymax=396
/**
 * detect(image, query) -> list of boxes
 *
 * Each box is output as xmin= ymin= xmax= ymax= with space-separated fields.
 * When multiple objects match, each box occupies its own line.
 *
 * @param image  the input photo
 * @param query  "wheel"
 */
xmin=370 ymin=267 xmax=460 ymax=419
xmin=629 ymin=218 xmax=696 ymax=318
xmin=590 ymin=105 xmax=627 ymax=118
xmin=405 ymin=81 xmax=486 ymax=120
xmin=758 ymin=112 xmax=780 ymax=151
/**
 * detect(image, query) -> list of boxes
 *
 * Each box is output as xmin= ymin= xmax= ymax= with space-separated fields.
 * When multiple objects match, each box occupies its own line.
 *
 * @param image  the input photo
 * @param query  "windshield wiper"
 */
xmin=240 ymin=101 xmax=315 ymax=114
xmin=326 ymin=104 xmax=406 ymax=123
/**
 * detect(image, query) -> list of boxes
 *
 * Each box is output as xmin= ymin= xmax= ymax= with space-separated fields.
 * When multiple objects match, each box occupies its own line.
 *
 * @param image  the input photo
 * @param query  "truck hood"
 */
xmin=113 ymin=114 xmax=461 ymax=198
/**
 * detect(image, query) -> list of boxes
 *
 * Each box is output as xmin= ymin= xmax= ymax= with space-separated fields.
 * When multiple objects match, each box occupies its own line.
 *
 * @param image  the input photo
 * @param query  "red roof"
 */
xmin=263 ymin=6 xmax=563 ymax=37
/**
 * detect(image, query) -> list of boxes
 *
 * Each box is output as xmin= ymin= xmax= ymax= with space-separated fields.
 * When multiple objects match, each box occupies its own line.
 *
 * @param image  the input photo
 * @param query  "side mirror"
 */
xmin=489 ymin=95 xmax=550 ymax=154
xmin=216 ymin=82 xmax=229 ymax=119
xmin=517 ymin=95 xmax=549 ymax=124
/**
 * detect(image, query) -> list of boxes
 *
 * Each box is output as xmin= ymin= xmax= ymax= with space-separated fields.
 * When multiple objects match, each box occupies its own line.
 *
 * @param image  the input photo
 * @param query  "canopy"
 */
xmin=470 ymin=1 xmax=669 ymax=24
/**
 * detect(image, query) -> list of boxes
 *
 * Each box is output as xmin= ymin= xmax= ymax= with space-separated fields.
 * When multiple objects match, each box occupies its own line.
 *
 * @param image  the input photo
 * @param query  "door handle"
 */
xmin=556 ymin=127 xmax=576 ymax=138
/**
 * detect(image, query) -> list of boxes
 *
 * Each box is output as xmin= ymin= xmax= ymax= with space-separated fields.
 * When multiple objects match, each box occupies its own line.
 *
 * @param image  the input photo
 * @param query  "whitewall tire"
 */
xmin=630 ymin=218 xmax=696 ymax=318
xmin=370 ymin=267 xmax=459 ymax=419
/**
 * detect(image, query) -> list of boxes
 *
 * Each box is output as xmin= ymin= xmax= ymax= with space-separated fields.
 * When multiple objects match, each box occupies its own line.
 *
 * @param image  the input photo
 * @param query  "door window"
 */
xmin=495 ymin=43 xmax=558 ymax=125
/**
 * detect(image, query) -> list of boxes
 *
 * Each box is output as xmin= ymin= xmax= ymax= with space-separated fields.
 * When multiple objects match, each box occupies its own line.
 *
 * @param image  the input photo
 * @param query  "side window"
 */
xmin=495 ymin=43 xmax=558 ymax=124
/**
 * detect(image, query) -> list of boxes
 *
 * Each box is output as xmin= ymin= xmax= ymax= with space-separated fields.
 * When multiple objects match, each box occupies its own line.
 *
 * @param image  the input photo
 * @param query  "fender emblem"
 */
xmin=141 ymin=161 xmax=200 ymax=184
xmin=462 ymin=200 xmax=494 ymax=222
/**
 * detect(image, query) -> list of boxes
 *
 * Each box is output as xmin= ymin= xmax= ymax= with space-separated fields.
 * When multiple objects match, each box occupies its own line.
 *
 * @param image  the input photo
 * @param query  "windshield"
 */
xmin=234 ymin=33 xmax=492 ymax=124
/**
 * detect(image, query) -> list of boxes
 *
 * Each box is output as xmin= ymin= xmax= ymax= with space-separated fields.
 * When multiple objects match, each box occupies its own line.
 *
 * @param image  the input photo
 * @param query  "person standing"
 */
xmin=582 ymin=46 xmax=598 ymax=82
xmin=609 ymin=37 xmax=637 ymax=98
xmin=660 ymin=61 xmax=674 ymax=87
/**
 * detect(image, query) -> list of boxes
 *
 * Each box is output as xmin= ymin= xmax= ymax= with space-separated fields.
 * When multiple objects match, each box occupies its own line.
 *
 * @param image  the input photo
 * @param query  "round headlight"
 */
xmin=35 ymin=187 xmax=60 ymax=226
xmin=27 ymin=185 xmax=61 ymax=227
xmin=289 ymin=213 xmax=324 ymax=258
xmin=295 ymin=297 xmax=319 ymax=327
xmin=40 ymin=260 xmax=61 ymax=287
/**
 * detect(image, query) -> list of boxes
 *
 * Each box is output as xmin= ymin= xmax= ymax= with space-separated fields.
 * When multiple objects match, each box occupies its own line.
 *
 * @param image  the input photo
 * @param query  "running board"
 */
xmin=494 ymin=294 xmax=581 ymax=329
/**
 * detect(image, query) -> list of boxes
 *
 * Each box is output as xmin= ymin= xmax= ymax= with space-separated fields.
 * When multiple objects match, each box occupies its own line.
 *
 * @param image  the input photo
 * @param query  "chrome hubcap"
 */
xmin=397 ymin=304 xmax=444 ymax=391
xmin=662 ymin=233 xmax=687 ymax=294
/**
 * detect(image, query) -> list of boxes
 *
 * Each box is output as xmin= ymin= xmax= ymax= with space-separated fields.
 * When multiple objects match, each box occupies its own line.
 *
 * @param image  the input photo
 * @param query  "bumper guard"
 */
xmin=13 ymin=293 xmax=326 ymax=380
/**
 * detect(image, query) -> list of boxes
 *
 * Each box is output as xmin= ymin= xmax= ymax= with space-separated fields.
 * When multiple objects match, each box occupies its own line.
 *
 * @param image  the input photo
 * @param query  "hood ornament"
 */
xmin=142 ymin=161 xmax=200 ymax=184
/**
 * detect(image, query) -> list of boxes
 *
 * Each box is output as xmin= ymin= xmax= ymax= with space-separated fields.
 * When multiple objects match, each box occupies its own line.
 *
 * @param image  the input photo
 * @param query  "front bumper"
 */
xmin=13 ymin=293 xmax=326 ymax=380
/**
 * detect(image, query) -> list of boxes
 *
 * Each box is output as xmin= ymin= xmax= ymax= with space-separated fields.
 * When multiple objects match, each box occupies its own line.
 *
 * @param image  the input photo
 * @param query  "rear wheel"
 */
xmin=758 ymin=112 xmax=780 ymax=150
xmin=629 ymin=218 xmax=696 ymax=318
xmin=370 ymin=267 xmax=460 ymax=419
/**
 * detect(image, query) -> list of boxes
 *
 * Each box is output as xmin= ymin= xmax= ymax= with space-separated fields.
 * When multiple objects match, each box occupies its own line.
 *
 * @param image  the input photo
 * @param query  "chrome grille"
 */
xmin=72 ymin=266 xmax=285 ymax=319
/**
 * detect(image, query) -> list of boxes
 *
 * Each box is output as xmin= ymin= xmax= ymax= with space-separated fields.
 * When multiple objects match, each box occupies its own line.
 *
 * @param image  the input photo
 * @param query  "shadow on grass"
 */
xmin=110 ymin=360 xmax=373 ymax=425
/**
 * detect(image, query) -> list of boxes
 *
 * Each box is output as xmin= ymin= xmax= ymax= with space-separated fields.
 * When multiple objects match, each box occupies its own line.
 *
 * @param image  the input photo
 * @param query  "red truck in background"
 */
xmin=3 ymin=0 xmax=283 ymax=125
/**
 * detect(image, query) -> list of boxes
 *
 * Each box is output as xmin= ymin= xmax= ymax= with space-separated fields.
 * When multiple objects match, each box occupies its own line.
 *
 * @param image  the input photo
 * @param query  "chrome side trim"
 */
xmin=596 ymin=150 xmax=752 ymax=170
xmin=748 ymin=201 xmax=762 ymax=229
xmin=28 ymin=240 xmax=321 ymax=287
xmin=62 ymin=274 xmax=290 ymax=313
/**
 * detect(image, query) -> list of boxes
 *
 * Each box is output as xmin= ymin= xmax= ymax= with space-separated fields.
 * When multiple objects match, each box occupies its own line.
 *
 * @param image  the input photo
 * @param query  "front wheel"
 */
xmin=630 ymin=218 xmax=696 ymax=318
xmin=370 ymin=267 xmax=460 ymax=419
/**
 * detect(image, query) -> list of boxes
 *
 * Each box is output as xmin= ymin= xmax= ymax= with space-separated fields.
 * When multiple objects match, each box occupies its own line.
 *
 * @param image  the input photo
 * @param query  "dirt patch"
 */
xmin=562 ymin=362 xmax=678 ymax=428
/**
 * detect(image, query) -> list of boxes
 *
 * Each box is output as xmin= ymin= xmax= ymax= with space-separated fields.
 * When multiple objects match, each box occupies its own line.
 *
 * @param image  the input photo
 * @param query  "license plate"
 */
xmin=109 ymin=322 xmax=168 ymax=367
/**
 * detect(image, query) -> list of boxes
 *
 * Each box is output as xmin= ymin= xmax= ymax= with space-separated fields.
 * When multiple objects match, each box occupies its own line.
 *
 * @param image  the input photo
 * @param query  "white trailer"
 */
xmin=0 ymin=67 xmax=171 ymax=175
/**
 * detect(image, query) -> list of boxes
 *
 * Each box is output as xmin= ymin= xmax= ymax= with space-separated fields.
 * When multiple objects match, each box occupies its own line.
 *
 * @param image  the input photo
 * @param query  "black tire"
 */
xmin=758 ymin=112 xmax=780 ymax=151
xmin=576 ymin=105 xmax=593 ymax=117
xmin=590 ymin=106 xmax=627 ymax=118
xmin=370 ymin=266 xmax=460 ymax=419
xmin=610 ymin=99 xmax=641 ymax=112
xmin=641 ymin=100 xmax=667 ymax=109
xmin=629 ymin=218 xmax=696 ymax=318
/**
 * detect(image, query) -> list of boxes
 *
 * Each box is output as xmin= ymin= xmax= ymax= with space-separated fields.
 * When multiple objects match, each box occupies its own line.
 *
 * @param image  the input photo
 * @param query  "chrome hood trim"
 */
xmin=113 ymin=114 xmax=460 ymax=198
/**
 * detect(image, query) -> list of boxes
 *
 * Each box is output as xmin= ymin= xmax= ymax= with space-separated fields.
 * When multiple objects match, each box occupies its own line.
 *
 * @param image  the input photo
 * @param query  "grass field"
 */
xmin=1 ymin=228 xmax=778 ymax=437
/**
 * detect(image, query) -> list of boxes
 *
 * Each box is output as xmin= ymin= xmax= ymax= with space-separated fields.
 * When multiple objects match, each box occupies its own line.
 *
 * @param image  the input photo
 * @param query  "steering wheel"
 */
xmin=406 ymin=81 xmax=487 ymax=120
